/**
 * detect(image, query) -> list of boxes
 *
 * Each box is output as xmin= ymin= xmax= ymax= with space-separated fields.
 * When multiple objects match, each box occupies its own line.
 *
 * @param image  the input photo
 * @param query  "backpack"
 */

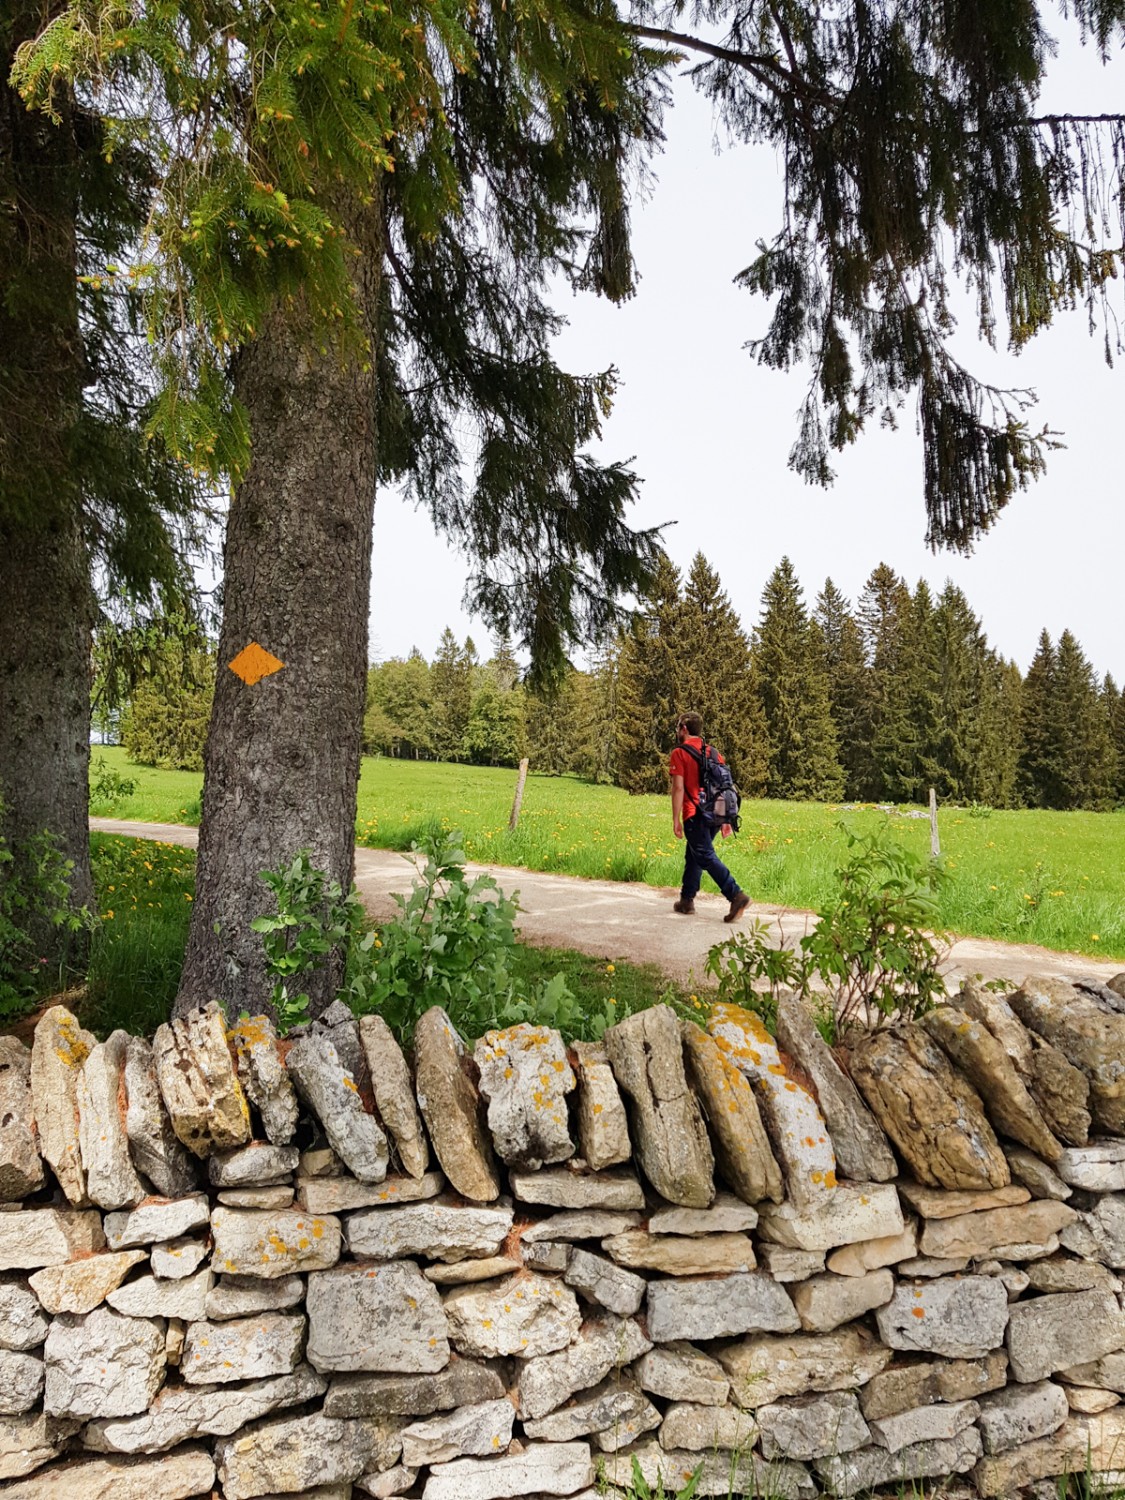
xmin=680 ymin=741 xmax=740 ymax=833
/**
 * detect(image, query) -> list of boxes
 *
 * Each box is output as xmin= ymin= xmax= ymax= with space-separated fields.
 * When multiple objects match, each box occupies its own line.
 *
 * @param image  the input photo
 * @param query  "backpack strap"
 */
xmin=677 ymin=741 xmax=714 ymax=816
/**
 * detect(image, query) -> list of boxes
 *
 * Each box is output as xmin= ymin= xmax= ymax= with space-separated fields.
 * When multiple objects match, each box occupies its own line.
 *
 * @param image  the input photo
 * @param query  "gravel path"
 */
xmin=92 ymin=817 xmax=1123 ymax=990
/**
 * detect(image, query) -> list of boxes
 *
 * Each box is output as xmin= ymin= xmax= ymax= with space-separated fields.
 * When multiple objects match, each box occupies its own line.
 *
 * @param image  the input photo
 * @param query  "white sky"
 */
xmin=369 ymin=22 xmax=1125 ymax=680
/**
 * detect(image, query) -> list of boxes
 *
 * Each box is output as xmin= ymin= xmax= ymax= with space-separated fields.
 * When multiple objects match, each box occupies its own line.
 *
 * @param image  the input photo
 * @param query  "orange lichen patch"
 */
xmin=824 ymin=1169 xmax=837 ymax=1188
xmin=911 ymin=1307 xmax=926 ymax=1318
xmin=228 ymin=641 xmax=284 ymax=685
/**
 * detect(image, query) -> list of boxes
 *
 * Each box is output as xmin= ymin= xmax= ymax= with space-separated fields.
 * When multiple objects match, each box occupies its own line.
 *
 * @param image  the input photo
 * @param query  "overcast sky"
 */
xmin=369 ymin=22 xmax=1124 ymax=681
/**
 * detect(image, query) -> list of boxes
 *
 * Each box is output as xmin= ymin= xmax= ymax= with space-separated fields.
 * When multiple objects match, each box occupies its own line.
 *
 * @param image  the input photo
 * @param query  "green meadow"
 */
xmin=91 ymin=746 xmax=1125 ymax=961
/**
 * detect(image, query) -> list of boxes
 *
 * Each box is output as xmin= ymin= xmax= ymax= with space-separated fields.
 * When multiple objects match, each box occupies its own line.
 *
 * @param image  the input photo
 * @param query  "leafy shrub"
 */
xmin=252 ymin=853 xmax=361 ymax=1034
xmin=704 ymin=918 xmax=808 ymax=1037
xmin=89 ymin=756 xmax=138 ymax=813
xmin=0 ymin=799 xmax=89 ymax=1014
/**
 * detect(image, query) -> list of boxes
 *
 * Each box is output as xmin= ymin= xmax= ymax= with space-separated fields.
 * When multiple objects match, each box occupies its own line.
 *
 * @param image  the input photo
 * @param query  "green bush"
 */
xmin=88 ymin=756 xmax=138 ymax=814
xmin=0 ymin=798 xmax=89 ymax=1016
xmin=120 ymin=674 xmax=214 ymax=771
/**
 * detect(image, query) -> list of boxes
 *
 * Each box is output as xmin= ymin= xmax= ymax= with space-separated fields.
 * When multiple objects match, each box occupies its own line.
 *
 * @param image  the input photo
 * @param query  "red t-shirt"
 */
xmin=669 ymin=736 xmax=726 ymax=820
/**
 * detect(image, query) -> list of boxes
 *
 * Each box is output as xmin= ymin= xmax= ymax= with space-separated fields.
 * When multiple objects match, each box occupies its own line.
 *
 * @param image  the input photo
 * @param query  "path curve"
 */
xmin=91 ymin=818 xmax=1124 ymax=990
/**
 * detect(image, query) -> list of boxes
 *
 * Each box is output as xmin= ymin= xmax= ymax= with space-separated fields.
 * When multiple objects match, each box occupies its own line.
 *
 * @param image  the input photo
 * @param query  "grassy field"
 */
xmin=91 ymin=746 xmax=1125 ymax=960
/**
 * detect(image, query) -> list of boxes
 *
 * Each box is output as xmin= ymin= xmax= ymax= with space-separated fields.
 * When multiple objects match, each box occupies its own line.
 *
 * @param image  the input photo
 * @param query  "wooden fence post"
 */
xmin=508 ymin=758 xmax=530 ymax=832
xmin=929 ymin=786 xmax=940 ymax=859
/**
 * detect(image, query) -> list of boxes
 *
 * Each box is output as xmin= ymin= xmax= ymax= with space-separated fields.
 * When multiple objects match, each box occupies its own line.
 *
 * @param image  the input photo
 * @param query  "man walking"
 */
xmin=669 ymin=712 xmax=750 ymax=921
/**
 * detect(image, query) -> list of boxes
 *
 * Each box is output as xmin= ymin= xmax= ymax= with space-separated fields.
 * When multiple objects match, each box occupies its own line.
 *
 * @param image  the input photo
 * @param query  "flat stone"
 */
xmin=346 ymin=1196 xmax=513 ymax=1263
xmin=758 ymin=1181 xmax=904 ymax=1251
xmin=602 ymin=1229 xmax=756 ymax=1275
xmin=816 ymin=1427 xmax=982 ymax=1494
xmin=521 ymin=1210 xmax=642 ymax=1242
xmin=521 ymin=1241 xmax=570 ymax=1273
xmin=209 ymin=1142 xmax=298 ymax=1187
xmin=918 ymin=1199 xmax=1076 ymax=1259
xmin=509 ymin=1168 xmax=645 ymax=1211
xmin=44 ymin=1305 xmax=166 ymax=1418
xmin=474 ymin=1025 xmax=575 ymax=1170
xmin=444 ymin=1271 xmax=581 ymax=1358
xmin=287 ymin=1033 xmax=389 ymax=1184
xmin=107 ymin=1267 xmax=212 ymax=1321
xmin=359 ymin=1014 xmax=429 ymax=1178
xmin=401 ymin=1398 xmax=516 ymax=1466
xmin=681 ymin=1023 xmax=784 ymax=1205
xmin=970 ymin=1415 xmax=1119 ymax=1495
xmin=599 ymin=1440 xmax=815 ymax=1499
xmin=826 ymin=1224 xmax=918 ymax=1276
xmin=211 ymin=1204 xmax=341 ymax=1277
xmin=0 ymin=1282 xmax=48 ymax=1350
xmin=523 ymin=1379 xmax=658 ymax=1441
xmin=977 ymin=1379 xmax=1069 ymax=1453
xmin=182 ymin=1311 xmax=305 ymax=1383
xmin=868 ymin=1397 xmax=980 ymax=1452
xmin=0 ymin=1411 xmax=79 ymax=1481
xmin=659 ymin=1401 xmax=757 ymax=1452
xmin=647 ymin=1193 xmax=759 ymax=1235
xmin=151 ymin=1237 xmax=210 ymax=1280
xmin=414 ymin=1007 xmax=500 ymax=1204
xmin=0 ymin=1038 xmax=44 ymax=1201
xmin=1012 ymin=976 xmax=1125 ymax=1135
xmin=298 ymin=1169 xmax=444 ymax=1215
xmin=898 ymin=1181 xmax=1030 ymax=1218
xmin=105 ymin=1195 xmax=210 ymax=1249
xmin=633 ymin=1343 xmax=730 ymax=1407
xmin=0 ymin=1348 xmax=43 ymax=1413
xmin=564 ymin=1248 xmax=646 ymax=1315
xmin=758 ymin=1391 xmax=871 ymax=1460
xmin=590 ymin=1393 xmax=662 ymax=1451
xmin=1005 ymin=1145 xmax=1073 ymax=1201
xmin=165 ymin=1319 xmax=185 ymax=1365
xmin=425 ymin=1257 xmax=521 ymax=1285
xmin=604 ymin=1005 xmax=714 ymax=1207
xmin=859 ymin=1352 xmax=1010 ymax=1420
xmin=896 ymin=1254 xmax=970 ymax=1276
xmin=791 ymin=1268 xmax=895 ymax=1332
xmin=956 ymin=980 xmax=1036 ymax=1070
xmin=924 ymin=1004 xmax=1063 ymax=1161
xmin=121 ymin=1037 xmax=199 ymax=1198
xmin=1066 ymin=1386 xmax=1121 ymax=1413
xmin=300 ymin=1146 xmax=342 ymax=1177
xmin=30 ymin=1005 xmax=95 ymax=1204
xmin=875 ymin=1275 xmax=1010 ymax=1358
xmin=421 ymin=1442 xmax=593 ymax=1500
xmin=311 ymin=1001 xmax=374 ymax=1099
xmin=777 ymin=994 xmax=897 ymax=1181
xmin=1057 ymin=1140 xmax=1125 ymax=1191
xmin=517 ymin=1314 xmax=651 ymax=1420
xmin=28 ymin=1249 xmax=145 ymax=1314
xmin=1028 ymin=1033 xmax=1093 ymax=1146
xmin=1025 ymin=1256 xmax=1120 ymax=1293
xmin=647 ymin=1271 xmax=801 ymax=1343
xmin=325 ymin=1356 xmax=505 ymax=1418
xmin=707 ymin=1003 xmax=836 ymax=1209
xmin=0 ymin=1207 xmax=104 ymax=1272
xmin=358 ymin=1464 xmax=417 ymax=1497
xmin=757 ymin=1244 xmax=827 ymax=1281
xmin=0 ymin=1445 xmax=216 ymax=1499
xmin=83 ymin=1363 xmax=326 ymax=1453
xmin=1007 ymin=1287 xmax=1125 ymax=1382
xmin=1061 ymin=1352 xmax=1125 ymax=1393
xmin=204 ymin=1272 xmax=305 ymax=1320
xmin=153 ymin=1001 xmax=251 ymax=1156
xmin=217 ymin=1411 xmax=405 ymax=1499
xmin=229 ymin=1015 xmax=299 ymax=1145
xmin=1065 ymin=1192 xmax=1125 ymax=1268
xmin=307 ymin=1261 xmax=450 ymax=1372
xmin=77 ymin=1031 xmax=145 ymax=1210
xmin=719 ymin=1327 xmax=892 ymax=1406
xmin=570 ymin=1041 xmax=631 ymax=1171
xmin=849 ymin=1024 xmax=1009 ymax=1190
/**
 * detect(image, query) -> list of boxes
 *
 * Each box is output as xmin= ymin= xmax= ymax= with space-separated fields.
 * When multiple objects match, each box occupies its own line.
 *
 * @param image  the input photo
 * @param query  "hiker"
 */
xmin=669 ymin=712 xmax=750 ymax=921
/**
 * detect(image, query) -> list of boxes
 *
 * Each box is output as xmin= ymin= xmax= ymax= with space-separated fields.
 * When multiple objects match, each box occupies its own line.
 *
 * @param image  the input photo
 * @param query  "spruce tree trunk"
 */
xmin=174 ymin=196 xmax=382 ymax=1018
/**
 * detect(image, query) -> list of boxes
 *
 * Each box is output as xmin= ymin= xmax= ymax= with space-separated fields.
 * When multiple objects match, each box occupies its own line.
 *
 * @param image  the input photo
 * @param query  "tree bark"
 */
xmin=174 ymin=194 xmax=383 ymax=1018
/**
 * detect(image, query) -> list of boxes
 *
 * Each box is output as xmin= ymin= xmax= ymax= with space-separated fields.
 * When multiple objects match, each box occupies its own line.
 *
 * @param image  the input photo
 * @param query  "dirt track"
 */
xmin=91 ymin=818 xmax=1123 ymax=991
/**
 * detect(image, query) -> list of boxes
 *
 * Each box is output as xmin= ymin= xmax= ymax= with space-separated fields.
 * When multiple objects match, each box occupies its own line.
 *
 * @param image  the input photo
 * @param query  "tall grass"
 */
xmin=91 ymin=747 xmax=1125 ymax=960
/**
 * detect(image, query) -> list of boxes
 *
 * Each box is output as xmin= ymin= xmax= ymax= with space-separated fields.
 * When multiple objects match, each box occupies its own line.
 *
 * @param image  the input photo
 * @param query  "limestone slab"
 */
xmin=413 ymin=1007 xmax=500 ymax=1203
xmin=44 ymin=1306 xmax=166 ymax=1418
xmin=633 ymin=1343 xmax=730 ymax=1407
xmin=401 ymin=1397 xmax=515 ymax=1466
xmin=204 ymin=1272 xmax=305 ymax=1320
xmin=444 ymin=1271 xmax=581 ymax=1358
xmin=520 ymin=1210 xmax=642 ymax=1242
xmin=1012 ymin=975 xmax=1125 ymax=1134
xmin=758 ymin=1390 xmax=870 ymax=1460
xmin=757 ymin=1244 xmax=827 ymax=1282
xmin=105 ymin=1194 xmax=209 ymax=1249
xmin=875 ymin=1275 xmax=1010 ymax=1358
xmin=1006 ymin=1287 xmax=1125 ymax=1382
xmin=790 ymin=1268 xmax=895 ymax=1332
xmin=229 ymin=1015 xmax=299 ymax=1146
xmin=217 ymin=1411 xmax=405 ymax=1499
xmin=325 ymin=1356 xmax=504 ymax=1418
xmin=758 ymin=1181 xmax=903 ymax=1252
xmin=30 ymin=1005 xmax=95 ymax=1204
xmin=826 ymin=1224 xmax=917 ymax=1277
xmin=209 ymin=1141 xmax=298 ymax=1187
xmin=604 ymin=1005 xmax=714 ymax=1207
xmin=358 ymin=1464 xmax=417 ymax=1496
xmin=509 ymin=1167 xmax=645 ymax=1211
xmin=868 ymin=1397 xmax=980 ymax=1452
xmin=0 ymin=1348 xmax=42 ymax=1413
xmin=571 ymin=1040 xmax=631 ymax=1171
xmin=0 ymin=1207 xmax=104 ymax=1272
xmin=719 ymin=1327 xmax=892 ymax=1406
xmin=121 ymin=1037 xmax=199 ymax=1198
xmin=517 ymin=1314 xmax=652 ymax=1420
xmin=1061 ymin=1352 xmax=1125 ymax=1393
xmin=346 ymin=1195 xmax=513 ymax=1263
xmin=599 ymin=1439 xmax=815 ymax=1500
xmin=1025 ymin=1256 xmax=1121 ymax=1293
xmin=287 ymin=1033 xmax=389 ymax=1184
xmin=602 ymin=1229 xmax=755 ymax=1275
xmin=28 ymin=1249 xmax=145 ymax=1314
xmin=1057 ymin=1140 xmax=1125 ymax=1192
xmin=647 ymin=1272 xmax=801 ymax=1343
xmin=0 ymin=1445 xmax=215 ymax=1499
xmin=359 ymin=1014 xmax=429 ymax=1178
xmin=181 ymin=1311 xmax=305 ymax=1384
xmin=815 ymin=1427 xmax=982 ymax=1494
xmin=977 ymin=1379 xmax=1069 ymax=1453
xmin=523 ymin=1378 xmax=658 ymax=1441
xmin=658 ymin=1401 xmax=757 ymax=1452
xmin=421 ymin=1442 xmax=593 ymax=1500
xmin=424 ymin=1256 xmax=521 ymax=1285
xmin=1005 ymin=1145 xmax=1073 ymax=1201
xmin=1028 ymin=1033 xmax=1093 ymax=1146
xmin=307 ymin=1261 xmax=449 ymax=1373
xmin=78 ymin=1031 xmax=145 ymax=1209
xmin=297 ymin=1169 xmax=444 ymax=1215
xmin=152 ymin=1001 xmax=250 ymax=1157
xmin=897 ymin=1180 xmax=1029 ymax=1218
xmin=970 ymin=1415 xmax=1123 ymax=1495
xmin=918 ymin=1199 xmax=1076 ymax=1259
xmin=0 ymin=1282 xmax=47 ymax=1351
xmin=107 ymin=1267 xmax=212 ymax=1321
xmin=590 ymin=1392 xmax=662 ymax=1451
xmin=150 ymin=1236 xmax=210 ymax=1280
xmin=647 ymin=1193 xmax=758 ymax=1235
xmin=860 ymin=1350 xmax=1009 ymax=1420
xmin=0 ymin=1411 xmax=79 ymax=1481
xmin=0 ymin=1037 xmax=44 ymax=1201
xmin=1066 ymin=1386 xmax=1122 ymax=1413
xmin=681 ymin=1023 xmax=783 ymax=1205
xmin=523 ymin=1240 xmax=569 ymax=1273
xmin=474 ymin=1024 xmax=575 ymax=1170
xmin=564 ymin=1247 xmax=646 ymax=1315
xmin=210 ymin=1204 xmax=341 ymax=1277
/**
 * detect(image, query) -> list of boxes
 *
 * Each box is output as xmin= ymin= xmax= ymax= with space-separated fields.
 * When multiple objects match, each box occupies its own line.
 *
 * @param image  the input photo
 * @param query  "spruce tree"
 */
xmin=525 ymin=668 xmax=585 ymax=776
xmin=1106 ymin=675 xmax=1125 ymax=808
xmin=753 ymin=558 xmax=843 ymax=800
xmin=855 ymin=564 xmax=912 ymax=799
xmin=1018 ymin=632 xmax=1064 ymax=808
xmin=615 ymin=553 xmax=682 ymax=795
xmin=1055 ymin=631 xmax=1116 ymax=811
xmin=814 ymin=579 xmax=870 ymax=799
xmin=928 ymin=584 xmax=999 ymax=803
xmin=871 ymin=581 xmax=941 ymax=803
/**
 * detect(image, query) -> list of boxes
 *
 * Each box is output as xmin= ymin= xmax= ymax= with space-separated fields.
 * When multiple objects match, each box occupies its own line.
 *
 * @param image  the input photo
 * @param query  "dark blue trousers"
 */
xmin=681 ymin=815 xmax=740 ymax=902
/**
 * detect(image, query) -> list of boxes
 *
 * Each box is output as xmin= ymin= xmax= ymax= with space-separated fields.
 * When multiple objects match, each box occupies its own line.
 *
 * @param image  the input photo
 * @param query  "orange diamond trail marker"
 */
xmin=228 ymin=642 xmax=285 ymax=686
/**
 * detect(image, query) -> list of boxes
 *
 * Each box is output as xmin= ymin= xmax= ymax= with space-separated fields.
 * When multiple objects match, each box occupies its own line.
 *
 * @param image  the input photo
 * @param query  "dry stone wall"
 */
xmin=3 ymin=973 xmax=1125 ymax=1499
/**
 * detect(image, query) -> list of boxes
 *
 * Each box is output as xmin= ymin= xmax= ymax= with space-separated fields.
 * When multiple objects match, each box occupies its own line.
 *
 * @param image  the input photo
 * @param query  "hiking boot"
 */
xmin=724 ymin=891 xmax=750 ymax=923
xmin=673 ymin=899 xmax=696 ymax=915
